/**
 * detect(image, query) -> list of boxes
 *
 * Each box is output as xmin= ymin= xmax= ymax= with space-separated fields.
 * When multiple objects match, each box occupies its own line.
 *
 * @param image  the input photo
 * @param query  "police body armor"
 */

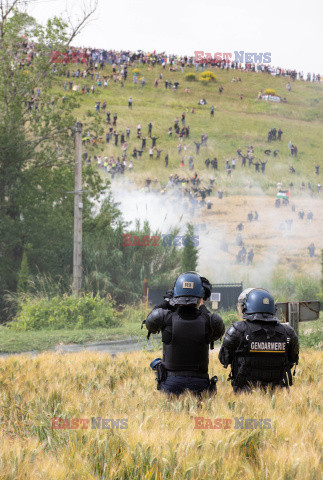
xmin=162 ymin=310 xmax=211 ymax=376
xmin=231 ymin=321 xmax=292 ymax=388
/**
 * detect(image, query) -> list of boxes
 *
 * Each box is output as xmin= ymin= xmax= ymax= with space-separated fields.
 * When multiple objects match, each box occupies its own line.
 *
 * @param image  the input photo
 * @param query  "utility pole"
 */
xmin=72 ymin=122 xmax=83 ymax=296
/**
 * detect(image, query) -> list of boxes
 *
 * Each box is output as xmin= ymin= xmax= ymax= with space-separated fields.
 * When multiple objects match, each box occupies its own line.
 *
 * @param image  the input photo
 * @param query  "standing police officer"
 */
xmin=219 ymin=288 xmax=299 ymax=392
xmin=145 ymin=272 xmax=225 ymax=395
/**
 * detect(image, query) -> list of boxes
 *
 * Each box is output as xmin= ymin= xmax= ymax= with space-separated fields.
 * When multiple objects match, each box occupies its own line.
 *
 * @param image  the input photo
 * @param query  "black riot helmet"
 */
xmin=170 ymin=271 xmax=212 ymax=306
xmin=238 ymin=288 xmax=276 ymax=315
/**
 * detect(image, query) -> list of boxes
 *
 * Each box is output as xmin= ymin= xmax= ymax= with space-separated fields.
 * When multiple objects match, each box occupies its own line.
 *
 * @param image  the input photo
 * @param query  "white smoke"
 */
xmin=110 ymin=179 xmax=191 ymax=234
xmin=94 ymin=177 xmax=322 ymax=288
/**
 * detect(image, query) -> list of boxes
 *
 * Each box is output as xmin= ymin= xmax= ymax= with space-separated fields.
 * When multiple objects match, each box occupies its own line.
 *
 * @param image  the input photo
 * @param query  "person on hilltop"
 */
xmin=194 ymin=141 xmax=201 ymax=154
xmin=247 ymin=249 xmax=254 ymax=265
xmin=307 ymin=243 xmax=315 ymax=257
xmin=277 ymin=128 xmax=283 ymax=140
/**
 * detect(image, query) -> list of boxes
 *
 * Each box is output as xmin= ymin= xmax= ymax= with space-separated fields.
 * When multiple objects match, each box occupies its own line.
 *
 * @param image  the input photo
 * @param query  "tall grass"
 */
xmin=0 ymin=349 xmax=321 ymax=479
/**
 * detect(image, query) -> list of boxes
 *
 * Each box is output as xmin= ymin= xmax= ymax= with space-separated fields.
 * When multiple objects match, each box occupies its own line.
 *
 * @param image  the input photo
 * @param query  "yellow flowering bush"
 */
xmin=264 ymin=88 xmax=278 ymax=96
xmin=199 ymin=70 xmax=216 ymax=82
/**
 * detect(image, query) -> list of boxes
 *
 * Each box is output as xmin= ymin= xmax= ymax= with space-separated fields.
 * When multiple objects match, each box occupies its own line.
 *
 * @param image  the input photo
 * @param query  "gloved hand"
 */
xmin=163 ymin=289 xmax=174 ymax=301
xmin=155 ymin=289 xmax=175 ymax=310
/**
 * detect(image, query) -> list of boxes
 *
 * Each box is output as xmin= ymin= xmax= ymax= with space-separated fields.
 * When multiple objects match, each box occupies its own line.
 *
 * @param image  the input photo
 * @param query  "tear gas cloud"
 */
xmin=96 ymin=179 xmax=322 ymax=289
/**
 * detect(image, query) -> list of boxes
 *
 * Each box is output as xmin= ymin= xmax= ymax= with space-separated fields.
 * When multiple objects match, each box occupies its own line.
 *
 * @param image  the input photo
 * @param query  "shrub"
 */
xmin=8 ymin=294 xmax=120 ymax=331
xmin=263 ymin=88 xmax=277 ymax=96
xmin=294 ymin=277 xmax=320 ymax=301
xmin=199 ymin=70 xmax=216 ymax=82
xmin=200 ymin=78 xmax=211 ymax=86
xmin=272 ymin=275 xmax=319 ymax=302
xmin=185 ymin=73 xmax=197 ymax=82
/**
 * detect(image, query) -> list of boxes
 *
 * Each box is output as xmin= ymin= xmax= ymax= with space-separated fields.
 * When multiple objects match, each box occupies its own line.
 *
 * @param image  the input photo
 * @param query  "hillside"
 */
xmin=56 ymin=63 xmax=323 ymax=287
xmin=58 ymin=64 xmax=323 ymax=191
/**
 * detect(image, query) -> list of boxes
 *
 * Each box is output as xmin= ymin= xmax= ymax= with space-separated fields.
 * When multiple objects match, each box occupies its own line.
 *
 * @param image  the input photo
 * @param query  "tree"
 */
xmin=181 ymin=224 xmax=198 ymax=272
xmin=17 ymin=250 xmax=29 ymax=293
xmin=82 ymin=192 xmax=181 ymax=303
xmin=0 ymin=2 xmax=101 ymax=321
xmin=0 ymin=1 xmax=183 ymax=320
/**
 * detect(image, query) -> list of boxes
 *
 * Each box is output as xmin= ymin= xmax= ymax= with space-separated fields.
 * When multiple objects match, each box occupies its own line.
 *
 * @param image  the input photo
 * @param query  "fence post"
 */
xmin=288 ymin=302 xmax=299 ymax=336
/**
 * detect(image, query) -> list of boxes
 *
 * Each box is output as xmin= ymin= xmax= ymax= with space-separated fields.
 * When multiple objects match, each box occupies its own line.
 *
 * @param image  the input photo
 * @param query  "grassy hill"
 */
xmin=50 ymin=62 xmax=323 ymax=290
xmin=57 ymin=64 xmax=323 ymax=192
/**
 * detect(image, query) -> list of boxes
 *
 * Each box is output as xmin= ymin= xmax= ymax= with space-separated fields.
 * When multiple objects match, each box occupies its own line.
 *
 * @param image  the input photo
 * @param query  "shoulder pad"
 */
xmin=211 ymin=312 xmax=224 ymax=322
xmin=274 ymin=322 xmax=286 ymax=333
xmin=281 ymin=322 xmax=298 ymax=336
xmin=232 ymin=321 xmax=247 ymax=332
xmin=226 ymin=325 xmax=236 ymax=337
xmin=154 ymin=299 xmax=171 ymax=310
xmin=147 ymin=308 xmax=167 ymax=322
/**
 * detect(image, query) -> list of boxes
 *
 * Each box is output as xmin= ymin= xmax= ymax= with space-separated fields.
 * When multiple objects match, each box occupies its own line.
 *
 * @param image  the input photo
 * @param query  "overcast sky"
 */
xmin=26 ymin=0 xmax=323 ymax=73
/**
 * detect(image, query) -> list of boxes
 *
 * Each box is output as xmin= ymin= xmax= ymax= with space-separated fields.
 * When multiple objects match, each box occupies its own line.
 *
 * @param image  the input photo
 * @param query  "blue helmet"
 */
xmin=238 ymin=288 xmax=276 ymax=315
xmin=171 ymin=272 xmax=205 ymax=305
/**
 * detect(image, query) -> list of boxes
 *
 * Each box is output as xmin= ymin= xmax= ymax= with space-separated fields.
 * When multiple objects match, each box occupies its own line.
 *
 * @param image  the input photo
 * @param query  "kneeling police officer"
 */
xmin=219 ymin=288 xmax=299 ymax=392
xmin=144 ymin=272 xmax=225 ymax=395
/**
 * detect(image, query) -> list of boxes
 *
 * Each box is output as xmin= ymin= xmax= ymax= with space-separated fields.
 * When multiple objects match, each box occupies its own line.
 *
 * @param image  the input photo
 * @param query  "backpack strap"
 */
xmin=230 ymin=321 xmax=251 ymax=386
xmin=199 ymin=310 xmax=215 ymax=350
xmin=161 ymin=310 xmax=174 ymax=344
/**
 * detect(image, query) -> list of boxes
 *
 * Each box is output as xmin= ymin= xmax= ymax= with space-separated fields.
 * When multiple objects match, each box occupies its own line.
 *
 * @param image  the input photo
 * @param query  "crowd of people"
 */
xmin=58 ymin=57 xmax=320 ymax=209
xmin=50 ymin=46 xmax=322 ymax=83
xmin=18 ymin=39 xmax=321 ymax=266
xmin=69 ymin=58 xmax=320 ymax=266
xmin=14 ymin=38 xmax=322 ymax=84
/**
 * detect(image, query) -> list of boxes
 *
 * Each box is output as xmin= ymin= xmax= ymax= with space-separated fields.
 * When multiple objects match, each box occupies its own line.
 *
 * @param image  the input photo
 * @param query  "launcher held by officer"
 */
xmin=219 ymin=288 xmax=299 ymax=393
xmin=144 ymin=272 xmax=225 ymax=395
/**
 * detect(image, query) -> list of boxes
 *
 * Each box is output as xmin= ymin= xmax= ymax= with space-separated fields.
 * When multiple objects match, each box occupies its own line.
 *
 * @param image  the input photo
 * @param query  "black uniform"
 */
xmin=219 ymin=313 xmax=299 ymax=392
xmin=146 ymin=303 xmax=225 ymax=394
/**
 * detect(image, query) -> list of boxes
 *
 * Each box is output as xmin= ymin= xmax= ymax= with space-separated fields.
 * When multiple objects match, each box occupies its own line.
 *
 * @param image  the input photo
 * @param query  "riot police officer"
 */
xmin=219 ymin=288 xmax=299 ymax=392
xmin=145 ymin=272 xmax=225 ymax=395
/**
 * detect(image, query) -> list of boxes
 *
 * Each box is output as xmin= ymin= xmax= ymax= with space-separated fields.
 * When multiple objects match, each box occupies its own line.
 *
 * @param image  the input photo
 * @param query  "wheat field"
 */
xmin=0 ymin=349 xmax=321 ymax=479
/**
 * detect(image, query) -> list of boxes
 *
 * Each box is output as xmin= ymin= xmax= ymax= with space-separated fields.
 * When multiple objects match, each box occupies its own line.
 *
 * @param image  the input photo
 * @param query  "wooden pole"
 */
xmin=145 ymin=288 xmax=149 ymax=318
xmin=72 ymin=122 xmax=83 ymax=296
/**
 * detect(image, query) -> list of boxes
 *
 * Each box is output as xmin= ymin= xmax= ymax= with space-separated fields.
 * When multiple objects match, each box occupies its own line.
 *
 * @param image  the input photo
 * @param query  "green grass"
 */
xmin=299 ymin=318 xmax=323 ymax=349
xmin=58 ymin=64 xmax=323 ymax=191
xmin=0 ymin=303 xmax=148 ymax=353
xmin=1 ymin=312 xmax=321 ymax=354
xmin=0 ymin=324 xmax=141 ymax=354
